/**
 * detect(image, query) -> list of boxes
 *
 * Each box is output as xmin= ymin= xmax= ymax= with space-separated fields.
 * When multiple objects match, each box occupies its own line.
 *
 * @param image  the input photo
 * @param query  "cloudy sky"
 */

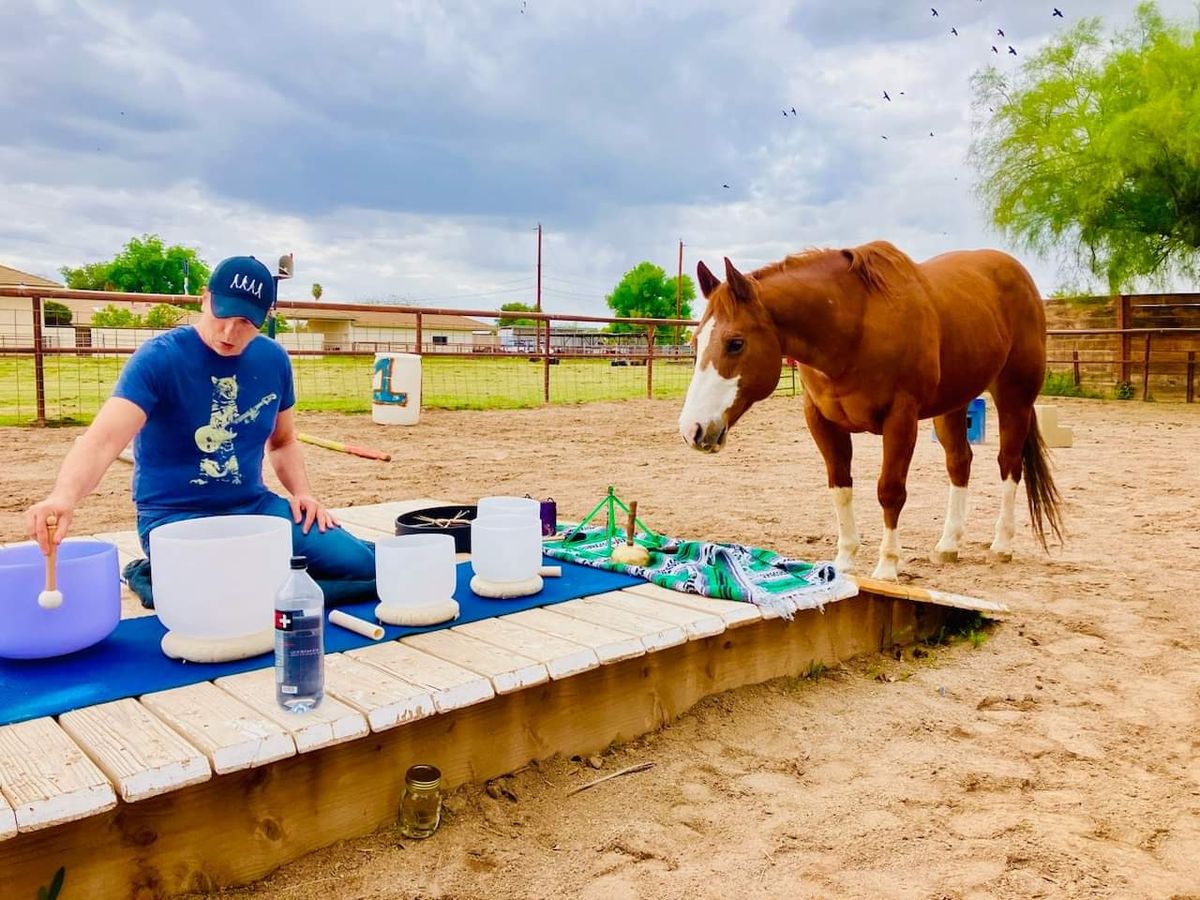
xmin=2 ymin=0 xmax=1197 ymax=314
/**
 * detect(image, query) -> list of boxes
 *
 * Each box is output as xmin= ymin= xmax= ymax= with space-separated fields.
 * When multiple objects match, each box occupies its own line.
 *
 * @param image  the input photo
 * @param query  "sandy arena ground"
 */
xmin=2 ymin=395 xmax=1199 ymax=899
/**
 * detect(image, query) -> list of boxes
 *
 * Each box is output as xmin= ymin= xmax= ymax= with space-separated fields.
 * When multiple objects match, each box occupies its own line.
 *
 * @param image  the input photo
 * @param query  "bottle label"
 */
xmin=275 ymin=607 xmax=324 ymax=698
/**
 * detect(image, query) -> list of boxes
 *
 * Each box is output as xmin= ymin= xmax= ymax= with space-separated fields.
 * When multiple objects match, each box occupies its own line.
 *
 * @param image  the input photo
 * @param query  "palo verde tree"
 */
xmin=604 ymin=261 xmax=694 ymax=335
xmin=60 ymin=235 xmax=210 ymax=296
xmin=970 ymin=2 xmax=1200 ymax=292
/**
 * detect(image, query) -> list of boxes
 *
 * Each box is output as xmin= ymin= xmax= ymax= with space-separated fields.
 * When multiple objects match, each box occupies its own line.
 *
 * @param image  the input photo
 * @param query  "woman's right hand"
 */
xmin=26 ymin=497 xmax=74 ymax=555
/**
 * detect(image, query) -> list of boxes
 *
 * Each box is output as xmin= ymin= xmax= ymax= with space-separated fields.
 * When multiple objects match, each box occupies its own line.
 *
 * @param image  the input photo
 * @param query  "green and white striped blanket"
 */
xmin=543 ymin=527 xmax=857 ymax=618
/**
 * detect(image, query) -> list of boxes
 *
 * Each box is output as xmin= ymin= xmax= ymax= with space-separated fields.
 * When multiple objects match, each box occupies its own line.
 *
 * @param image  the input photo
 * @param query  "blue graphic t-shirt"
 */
xmin=114 ymin=326 xmax=296 ymax=513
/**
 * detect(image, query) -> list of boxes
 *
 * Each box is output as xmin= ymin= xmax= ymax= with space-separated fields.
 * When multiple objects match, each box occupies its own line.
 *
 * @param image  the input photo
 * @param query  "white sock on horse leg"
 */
xmin=990 ymin=476 xmax=1019 ymax=559
xmin=872 ymin=527 xmax=901 ymax=580
xmin=933 ymin=485 xmax=969 ymax=560
xmin=831 ymin=486 xmax=859 ymax=572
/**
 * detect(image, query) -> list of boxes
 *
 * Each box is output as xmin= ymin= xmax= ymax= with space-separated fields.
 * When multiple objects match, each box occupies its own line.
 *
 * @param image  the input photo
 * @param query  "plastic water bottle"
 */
xmin=275 ymin=555 xmax=325 ymax=712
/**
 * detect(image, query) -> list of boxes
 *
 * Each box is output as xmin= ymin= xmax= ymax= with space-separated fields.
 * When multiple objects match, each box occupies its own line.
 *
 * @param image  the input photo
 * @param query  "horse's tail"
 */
xmin=1023 ymin=414 xmax=1064 ymax=551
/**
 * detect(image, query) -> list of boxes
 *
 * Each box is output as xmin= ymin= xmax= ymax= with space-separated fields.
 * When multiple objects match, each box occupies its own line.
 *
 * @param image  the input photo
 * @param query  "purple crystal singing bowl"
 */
xmin=0 ymin=541 xmax=121 ymax=659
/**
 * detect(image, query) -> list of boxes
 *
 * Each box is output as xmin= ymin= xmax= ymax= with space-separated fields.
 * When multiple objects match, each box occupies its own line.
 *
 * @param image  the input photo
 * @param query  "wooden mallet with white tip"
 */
xmin=38 ymin=514 xmax=63 ymax=610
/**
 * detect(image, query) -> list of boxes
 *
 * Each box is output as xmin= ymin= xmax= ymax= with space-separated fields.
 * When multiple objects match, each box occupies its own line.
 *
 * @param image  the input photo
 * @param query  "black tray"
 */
xmin=395 ymin=504 xmax=477 ymax=553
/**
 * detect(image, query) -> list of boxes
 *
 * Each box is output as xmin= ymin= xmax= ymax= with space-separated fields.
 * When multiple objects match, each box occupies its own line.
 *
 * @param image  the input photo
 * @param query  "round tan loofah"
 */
xmin=374 ymin=599 xmax=460 ymax=626
xmin=469 ymin=574 xmax=544 ymax=599
xmin=610 ymin=543 xmax=651 ymax=566
xmin=161 ymin=627 xmax=274 ymax=663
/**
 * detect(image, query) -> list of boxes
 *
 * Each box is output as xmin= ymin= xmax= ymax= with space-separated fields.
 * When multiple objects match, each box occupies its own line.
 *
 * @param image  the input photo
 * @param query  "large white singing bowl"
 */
xmin=471 ymin=515 xmax=542 ymax=583
xmin=149 ymin=515 xmax=292 ymax=639
xmin=376 ymin=534 xmax=457 ymax=606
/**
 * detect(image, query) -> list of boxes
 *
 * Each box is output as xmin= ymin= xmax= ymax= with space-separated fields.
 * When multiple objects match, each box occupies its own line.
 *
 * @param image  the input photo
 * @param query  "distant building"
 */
xmin=0 ymin=263 xmax=63 ymax=346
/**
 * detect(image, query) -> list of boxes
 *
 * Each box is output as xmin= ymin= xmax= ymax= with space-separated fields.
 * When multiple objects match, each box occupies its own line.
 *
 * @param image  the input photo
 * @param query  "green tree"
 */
xmin=261 ymin=313 xmax=291 ymax=335
xmin=90 ymin=305 xmax=142 ymax=328
xmin=144 ymin=304 xmax=188 ymax=329
xmin=604 ymin=262 xmax=695 ymax=334
xmin=498 ymin=301 xmax=537 ymax=326
xmin=311 ymin=283 xmax=323 ymax=301
xmin=43 ymin=301 xmax=72 ymax=326
xmin=60 ymin=235 xmax=210 ymax=295
xmin=970 ymin=3 xmax=1200 ymax=291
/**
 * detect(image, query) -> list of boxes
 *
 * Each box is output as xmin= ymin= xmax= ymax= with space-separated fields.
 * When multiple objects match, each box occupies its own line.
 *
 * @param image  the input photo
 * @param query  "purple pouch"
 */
xmin=538 ymin=498 xmax=557 ymax=537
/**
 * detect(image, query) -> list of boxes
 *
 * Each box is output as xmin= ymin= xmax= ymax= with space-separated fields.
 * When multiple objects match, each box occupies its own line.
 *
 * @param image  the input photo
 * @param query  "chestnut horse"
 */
xmin=678 ymin=241 xmax=1062 ymax=580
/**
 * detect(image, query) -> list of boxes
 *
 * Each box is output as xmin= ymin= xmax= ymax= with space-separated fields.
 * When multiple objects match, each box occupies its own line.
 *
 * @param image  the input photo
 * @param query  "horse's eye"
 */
xmin=726 ymin=338 xmax=745 ymax=354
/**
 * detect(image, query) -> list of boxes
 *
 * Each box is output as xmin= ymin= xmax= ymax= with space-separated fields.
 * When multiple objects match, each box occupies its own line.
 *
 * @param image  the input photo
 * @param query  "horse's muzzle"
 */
xmin=682 ymin=419 xmax=728 ymax=453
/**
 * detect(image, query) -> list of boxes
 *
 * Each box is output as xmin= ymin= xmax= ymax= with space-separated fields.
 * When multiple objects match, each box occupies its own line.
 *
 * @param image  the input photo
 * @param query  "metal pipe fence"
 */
xmin=1 ymin=286 xmax=1196 ymax=425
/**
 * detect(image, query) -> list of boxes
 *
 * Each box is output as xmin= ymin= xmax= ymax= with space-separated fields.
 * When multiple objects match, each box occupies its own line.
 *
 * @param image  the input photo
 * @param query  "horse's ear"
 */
xmin=696 ymin=260 xmax=720 ymax=298
xmin=724 ymin=257 xmax=755 ymax=303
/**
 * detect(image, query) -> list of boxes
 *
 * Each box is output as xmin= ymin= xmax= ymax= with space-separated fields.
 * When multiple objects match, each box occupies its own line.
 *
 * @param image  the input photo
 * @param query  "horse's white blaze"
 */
xmin=873 ymin=527 xmax=901 ymax=581
xmin=831 ymin=486 xmax=859 ymax=573
xmin=934 ymin=485 xmax=969 ymax=554
xmin=990 ymin=476 xmax=1019 ymax=556
xmin=679 ymin=320 xmax=739 ymax=445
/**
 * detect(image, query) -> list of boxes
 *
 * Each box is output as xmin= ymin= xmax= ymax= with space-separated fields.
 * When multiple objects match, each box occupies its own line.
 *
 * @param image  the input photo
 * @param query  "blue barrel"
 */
xmin=932 ymin=397 xmax=987 ymax=445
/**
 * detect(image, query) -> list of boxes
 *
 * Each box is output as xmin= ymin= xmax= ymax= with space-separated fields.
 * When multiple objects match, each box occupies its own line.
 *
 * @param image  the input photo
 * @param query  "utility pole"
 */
xmin=675 ymin=239 xmax=684 ymax=348
xmin=535 ymin=222 xmax=543 ymax=312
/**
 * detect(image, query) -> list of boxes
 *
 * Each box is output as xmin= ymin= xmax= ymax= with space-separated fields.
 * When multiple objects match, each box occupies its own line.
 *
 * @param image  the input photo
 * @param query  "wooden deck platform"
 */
xmin=0 ymin=501 xmax=1006 ymax=898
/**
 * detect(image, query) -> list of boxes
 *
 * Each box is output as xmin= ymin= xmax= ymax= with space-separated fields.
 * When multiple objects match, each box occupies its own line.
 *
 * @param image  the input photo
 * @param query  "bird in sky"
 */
xmin=931 ymin=7 xmax=939 ymax=16
xmin=791 ymin=106 xmax=796 ymax=115
xmin=881 ymin=135 xmax=889 ymax=140
xmin=883 ymin=90 xmax=891 ymax=101
xmin=1008 ymin=45 xmax=1018 ymax=55
xmin=951 ymin=26 xmax=958 ymax=35
xmin=782 ymin=109 xmax=788 ymax=116
xmin=997 ymin=28 xmax=1005 ymax=36
xmin=992 ymin=45 xmax=999 ymax=53
xmin=722 ymin=183 xmax=730 ymax=189
xmin=1053 ymin=7 xmax=1064 ymax=17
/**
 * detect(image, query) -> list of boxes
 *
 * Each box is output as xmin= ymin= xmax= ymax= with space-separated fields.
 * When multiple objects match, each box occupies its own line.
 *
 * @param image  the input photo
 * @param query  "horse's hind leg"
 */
xmin=931 ymin=407 xmax=972 ymax=564
xmin=804 ymin=396 xmax=857 ymax=573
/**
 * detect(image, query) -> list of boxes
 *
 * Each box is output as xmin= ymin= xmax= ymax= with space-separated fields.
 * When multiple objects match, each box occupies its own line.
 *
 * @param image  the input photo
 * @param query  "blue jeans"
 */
xmin=136 ymin=493 xmax=377 ymax=606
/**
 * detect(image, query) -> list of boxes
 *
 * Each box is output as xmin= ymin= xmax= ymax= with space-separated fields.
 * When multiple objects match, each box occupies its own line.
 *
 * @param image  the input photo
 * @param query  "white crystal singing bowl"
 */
xmin=470 ymin=514 xmax=542 ymax=583
xmin=375 ymin=534 xmax=457 ymax=606
xmin=149 ymin=515 xmax=291 ymax=639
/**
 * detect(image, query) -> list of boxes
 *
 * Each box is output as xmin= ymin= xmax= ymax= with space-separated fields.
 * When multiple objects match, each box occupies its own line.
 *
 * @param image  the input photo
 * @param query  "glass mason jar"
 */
xmin=398 ymin=764 xmax=442 ymax=839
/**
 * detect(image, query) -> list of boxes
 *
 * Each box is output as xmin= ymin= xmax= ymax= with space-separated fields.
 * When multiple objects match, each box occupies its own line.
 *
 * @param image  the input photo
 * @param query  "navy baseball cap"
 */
xmin=207 ymin=256 xmax=275 ymax=327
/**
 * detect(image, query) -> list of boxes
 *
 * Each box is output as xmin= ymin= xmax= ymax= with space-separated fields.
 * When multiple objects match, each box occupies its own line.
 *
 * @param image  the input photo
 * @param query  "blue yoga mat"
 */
xmin=0 ymin=558 xmax=643 ymax=727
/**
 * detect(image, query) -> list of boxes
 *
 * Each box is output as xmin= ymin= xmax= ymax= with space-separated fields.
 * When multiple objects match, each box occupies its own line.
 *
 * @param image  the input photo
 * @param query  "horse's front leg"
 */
xmin=803 ymin=396 xmax=857 ymax=573
xmin=874 ymin=403 xmax=920 ymax=581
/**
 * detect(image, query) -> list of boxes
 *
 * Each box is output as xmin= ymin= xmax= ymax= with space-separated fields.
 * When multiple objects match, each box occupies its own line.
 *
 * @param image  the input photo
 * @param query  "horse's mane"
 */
xmin=704 ymin=241 xmax=924 ymax=320
xmin=750 ymin=241 xmax=925 ymax=298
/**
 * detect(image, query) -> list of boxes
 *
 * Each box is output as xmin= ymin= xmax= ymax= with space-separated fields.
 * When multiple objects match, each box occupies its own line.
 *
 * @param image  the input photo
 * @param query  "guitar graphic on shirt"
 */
xmin=194 ymin=393 xmax=278 ymax=453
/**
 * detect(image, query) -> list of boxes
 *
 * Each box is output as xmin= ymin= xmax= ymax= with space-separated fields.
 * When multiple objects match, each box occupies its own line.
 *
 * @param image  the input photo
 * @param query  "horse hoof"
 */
xmin=871 ymin=563 xmax=899 ymax=581
xmin=929 ymin=549 xmax=959 ymax=565
xmin=834 ymin=556 xmax=857 ymax=574
xmin=988 ymin=549 xmax=1013 ymax=564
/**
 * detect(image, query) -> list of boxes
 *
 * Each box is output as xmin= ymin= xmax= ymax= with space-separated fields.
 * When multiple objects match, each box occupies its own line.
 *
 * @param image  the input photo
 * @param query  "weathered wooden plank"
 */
xmin=213 ymin=669 xmax=369 ymax=753
xmin=140 ymin=683 xmax=297 ymax=775
xmin=0 ymin=791 xmax=15 ymax=840
xmin=552 ymin=592 xmax=688 ymax=652
xmin=591 ymin=591 xmax=726 ymax=639
xmin=622 ymin=582 xmax=765 ymax=627
xmin=336 ymin=521 xmax=392 ymax=542
xmin=58 ymin=699 xmax=211 ymax=803
xmin=401 ymin=630 xmax=548 ymax=694
xmin=505 ymin=607 xmax=646 ymax=664
xmin=91 ymin=530 xmax=144 ymax=562
xmin=453 ymin=616 xmax=599 ymax=680
xmin=0 ymin=718 xmax=116 ymax=832
xmin=849 ymin=575 xmax=1009 ymax=616
xmin=348 ymin=641 xmax=495 ymax=712
xmin=324 ymin=654 xmax=437 ymax=732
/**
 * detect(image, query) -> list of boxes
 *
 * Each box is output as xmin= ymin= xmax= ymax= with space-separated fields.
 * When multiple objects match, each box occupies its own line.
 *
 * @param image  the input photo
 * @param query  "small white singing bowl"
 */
xmin=470 ymin=514 xmax=542 ymax=583
xmin=375 ymin=534 xmax=457 ymax=607
xmin=476 ymin=496 xmax=540 ymax=521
